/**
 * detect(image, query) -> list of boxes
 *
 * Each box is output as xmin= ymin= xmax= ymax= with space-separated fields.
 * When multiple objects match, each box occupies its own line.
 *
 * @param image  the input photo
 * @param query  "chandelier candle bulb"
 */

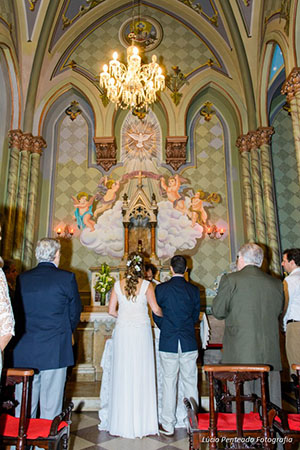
xmin=99 ymin=43 xmax=165 ymax=110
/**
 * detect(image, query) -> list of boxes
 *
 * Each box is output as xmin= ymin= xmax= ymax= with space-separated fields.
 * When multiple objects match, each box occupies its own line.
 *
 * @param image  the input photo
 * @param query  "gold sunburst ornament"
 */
xmin=99 ymin=45 xmax=165 ymax=111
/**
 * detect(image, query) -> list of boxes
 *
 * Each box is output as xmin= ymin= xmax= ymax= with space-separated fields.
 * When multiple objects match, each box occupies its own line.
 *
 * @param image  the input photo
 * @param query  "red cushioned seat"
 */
xmin=184 ymin=364 xmax=272 ymax=450
xmin=287 ymin=414 xmax=300 ymax=431
xmin=197 ymin=412 xmax=262 ymax=431
xmin=274 ymin=414 xmax=300 ymax=432
xmin=0 ymin=414 xmax=68 ymax=439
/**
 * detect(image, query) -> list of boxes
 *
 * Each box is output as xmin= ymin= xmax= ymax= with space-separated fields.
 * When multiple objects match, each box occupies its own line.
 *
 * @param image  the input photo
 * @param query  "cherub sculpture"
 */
xmin=94 ymin=176 xmax=121 ymax=218
xmin=72 ymin=192 xmax=96 ymax=231
xmin=159 ymin=173 xmax=187 ymax=213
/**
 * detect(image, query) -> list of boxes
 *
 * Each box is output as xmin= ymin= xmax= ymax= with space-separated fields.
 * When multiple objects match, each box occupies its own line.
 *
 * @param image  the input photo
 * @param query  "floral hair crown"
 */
xmin=127 ymin=255 xmax=143 ymax=272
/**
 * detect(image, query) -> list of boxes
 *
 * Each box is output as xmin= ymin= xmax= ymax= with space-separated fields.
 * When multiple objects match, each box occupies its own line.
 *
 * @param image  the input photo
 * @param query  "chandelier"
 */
xmin=99 ymin=44 xmax=165 ymax=111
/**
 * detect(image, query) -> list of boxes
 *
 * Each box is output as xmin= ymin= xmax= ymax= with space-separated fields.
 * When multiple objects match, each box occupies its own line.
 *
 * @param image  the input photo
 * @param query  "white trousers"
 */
xmin=159 ymin=344 xmax=198 ymax=433
xmin=15 ymin=367 xmax=67 ymax=419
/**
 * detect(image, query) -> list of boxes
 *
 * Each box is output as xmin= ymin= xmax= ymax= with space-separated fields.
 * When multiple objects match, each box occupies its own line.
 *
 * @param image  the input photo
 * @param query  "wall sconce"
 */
xmin=206 ymin=225 xmax=225 ymax=240
xmin=56 ymin=225 xmax=74 ymax=239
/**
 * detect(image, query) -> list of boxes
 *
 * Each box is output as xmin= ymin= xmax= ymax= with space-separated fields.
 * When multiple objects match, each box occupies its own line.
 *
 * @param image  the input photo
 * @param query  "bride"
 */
xmin=104 ymin=252 xmax=163 ymax=439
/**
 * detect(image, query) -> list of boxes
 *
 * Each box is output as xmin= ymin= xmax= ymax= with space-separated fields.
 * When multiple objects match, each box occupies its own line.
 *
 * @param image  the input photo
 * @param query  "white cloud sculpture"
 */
xmin=156 ymin=201 xmax=203 ymax=260
xmin=80 ymin=201 xmax=124 ymax=258
xmin=79 ymin=199 xmax=203 ymax=260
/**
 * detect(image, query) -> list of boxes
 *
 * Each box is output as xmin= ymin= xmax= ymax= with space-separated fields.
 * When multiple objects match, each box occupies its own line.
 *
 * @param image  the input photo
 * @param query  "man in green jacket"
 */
xmin=213 ymin=243 xmax=284 ymax=407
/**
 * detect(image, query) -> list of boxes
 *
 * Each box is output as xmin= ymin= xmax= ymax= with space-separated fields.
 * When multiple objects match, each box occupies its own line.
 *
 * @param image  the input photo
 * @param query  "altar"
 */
xmin=71 ymin=166 xmax=224 ymax=385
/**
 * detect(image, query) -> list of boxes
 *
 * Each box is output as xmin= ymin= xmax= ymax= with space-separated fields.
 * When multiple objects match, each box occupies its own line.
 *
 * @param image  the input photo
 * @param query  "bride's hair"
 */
xmin=124 ymin=252 xmax=144 ymax=300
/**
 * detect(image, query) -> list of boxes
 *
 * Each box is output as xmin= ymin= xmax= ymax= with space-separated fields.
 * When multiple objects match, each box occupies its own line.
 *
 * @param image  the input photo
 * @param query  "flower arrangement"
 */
xmin=94 ymin=263 xmax=115 ymax=305
xmin=126 ymin=254 xmax=143 ymax=274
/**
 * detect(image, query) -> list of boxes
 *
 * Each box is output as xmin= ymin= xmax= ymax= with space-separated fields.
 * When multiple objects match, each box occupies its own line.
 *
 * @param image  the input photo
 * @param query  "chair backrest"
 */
xmin=0 ymin=368 xmax=73 ymax=450
xmin=204 ymin=364 xmax=270 ymax=440
xmin=291 ymin=364 xmax=300 ymax=413
xmin=1 ymin=368 xmax=34 ymax=450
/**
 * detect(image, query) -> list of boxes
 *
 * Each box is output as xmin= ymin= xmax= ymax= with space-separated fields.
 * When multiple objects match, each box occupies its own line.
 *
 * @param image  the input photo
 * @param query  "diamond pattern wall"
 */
xmin=272 ymin=110 xmax=300 ymax=250
xmin=53 ymin=115 xmax=114 ymax=291
xmin=69 ymin=5 xmax=214 ymax=77
xmin=183 ymin=115 xmax=231 ymax=293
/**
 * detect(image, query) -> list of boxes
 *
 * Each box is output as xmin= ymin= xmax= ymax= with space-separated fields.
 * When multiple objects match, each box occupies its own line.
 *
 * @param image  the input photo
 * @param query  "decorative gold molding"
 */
xmin=178 ymin=0 xmax=218 ymax=27
xmin=65 ymin=101 xmax=82 ymax=121
xmin=281 ymin=67 xmax=300 ymax=100
xmin=21 ymin=133 xmax=33 ymax=152
xmin=94 ymin=137 xmax=117 ymax=172
xmin=235 ymin=134 xmax=249 ymax=153
xmin=32 ymin=136 xmax=47 ymax=155
xmin=257 ymin=127 xmax=274 ymax=146
xmin=62 ymin=0 xmax=105 ymax=29
xmin=166 ymin=66 xmax=188 ymax=106
xmin=165 ymin=136 xmax=188 ymax=171
xmin=200 ymin=101 xmax=215 ymax=121
xmin=27 ymin=0 xmax=39 ymax=11
xmin=8 ymin=129 xmax=23 ymax=150
xmin=247 ymin=130 xmax=260 ymax=151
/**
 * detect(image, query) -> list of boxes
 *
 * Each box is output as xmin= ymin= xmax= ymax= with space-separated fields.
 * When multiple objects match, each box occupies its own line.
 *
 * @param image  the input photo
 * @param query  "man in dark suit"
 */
xmin=153 ymin=255 xmax=200 ymax=436
xmin=213 ymin=242 xmax=284 ymax=407
xmin=13 ymin=238 xmax=82 ymax=420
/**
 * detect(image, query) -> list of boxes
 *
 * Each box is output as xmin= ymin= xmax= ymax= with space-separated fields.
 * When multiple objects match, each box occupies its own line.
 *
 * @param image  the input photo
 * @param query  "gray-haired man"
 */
xmin=213 ymin=243 xmax=284 ymax=407
xmin=13 ymin=238 xmax=82 ymax=420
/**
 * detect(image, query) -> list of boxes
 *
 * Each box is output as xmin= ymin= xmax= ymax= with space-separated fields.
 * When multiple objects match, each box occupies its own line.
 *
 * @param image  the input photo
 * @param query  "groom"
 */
xmin=153 ymin=255 xmax=200 ymax=436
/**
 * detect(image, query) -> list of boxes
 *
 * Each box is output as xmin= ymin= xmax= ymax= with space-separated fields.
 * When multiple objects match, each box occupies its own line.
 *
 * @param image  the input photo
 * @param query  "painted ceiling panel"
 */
xmin=24 ymin=0 xmax=42 ymax=40
xmin=50 ymin=1 xmax=231 ymax=53
xmin=236 ymin=0 xmax=253 ymax=36
xmin=53 ymin=4 xmax=228 ymax=81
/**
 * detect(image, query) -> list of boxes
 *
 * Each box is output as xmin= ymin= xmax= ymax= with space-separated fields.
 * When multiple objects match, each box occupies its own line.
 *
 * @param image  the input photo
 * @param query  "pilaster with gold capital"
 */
xmin=247 ymin=130 xmax=267 ymax=244
xmin=282 ymin=68 xmax=300 ymax=111
xmin=23 ymin=136 xmax=46 ymax=269
xmin=257 ymin=127 xmax=280 ymax=274
xmin=236 ymin=134 xmax=256 ymax=242
xmin=2 ymin=130 xmax=22 ymax=258
xmin=13 ymin=133 xmax=33 ymax=261
xmin=281 ymin=68 xmax=300 ymax=185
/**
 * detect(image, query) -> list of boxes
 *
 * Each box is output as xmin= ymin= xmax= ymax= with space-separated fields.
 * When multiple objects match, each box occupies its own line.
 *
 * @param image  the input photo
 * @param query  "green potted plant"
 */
xmin=94 ymin=263 xmax=115 ymax=306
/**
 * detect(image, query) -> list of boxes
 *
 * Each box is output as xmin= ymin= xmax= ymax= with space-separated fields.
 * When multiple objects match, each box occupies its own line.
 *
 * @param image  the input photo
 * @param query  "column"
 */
xmin=150 ymin=223 xmax=156 ymax=259
xmin=257 ymin=127 xmax=281 ymax=274
xmin=123 ymin=223 xmax=129 ymax=260
xmin=247 ymin=131 xmax=267 ymax=244
xmin=23 ymin=136 xmax=46 ymax=269
xmin=2 ymin=130 xmax=22 ymax=259
xmin=281 ymin=68 xmax=300 ymax=185
xmin=236 ymin=134 xmax=256 ymax=242
xmin=13 ymin=133 xmax=33 ymax=261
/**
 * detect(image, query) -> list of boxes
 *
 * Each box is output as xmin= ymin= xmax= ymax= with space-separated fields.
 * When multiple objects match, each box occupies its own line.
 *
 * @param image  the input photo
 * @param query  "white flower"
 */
xmin=135 ymin=265 xmax=141 ymax=271
xmin=127 ymin=261 xmax=131 ymax=266
xmin=101 ymin=288 xmax=106 ymax=293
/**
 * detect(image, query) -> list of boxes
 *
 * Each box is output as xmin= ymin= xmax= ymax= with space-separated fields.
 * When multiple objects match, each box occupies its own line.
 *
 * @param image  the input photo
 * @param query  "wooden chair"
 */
xmin=271 ymin=363 xmax=300 ymax=449
xmin=0 ymin=368 xmax=73 ymax=450
xmin=184 ymin=364 xmax=274 ymax=450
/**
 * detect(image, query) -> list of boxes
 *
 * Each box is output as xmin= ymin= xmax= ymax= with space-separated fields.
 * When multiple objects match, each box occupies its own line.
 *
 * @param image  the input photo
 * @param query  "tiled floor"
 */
xmin=70 ymin=411 xmax=190 ymax=450
xmin=67 ymin=380 xmax=297 ymax=450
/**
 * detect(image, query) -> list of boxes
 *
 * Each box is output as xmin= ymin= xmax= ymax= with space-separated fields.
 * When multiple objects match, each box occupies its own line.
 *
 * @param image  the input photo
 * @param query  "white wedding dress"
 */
xmin=100 ymin=279 xmax=159 ymax=439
